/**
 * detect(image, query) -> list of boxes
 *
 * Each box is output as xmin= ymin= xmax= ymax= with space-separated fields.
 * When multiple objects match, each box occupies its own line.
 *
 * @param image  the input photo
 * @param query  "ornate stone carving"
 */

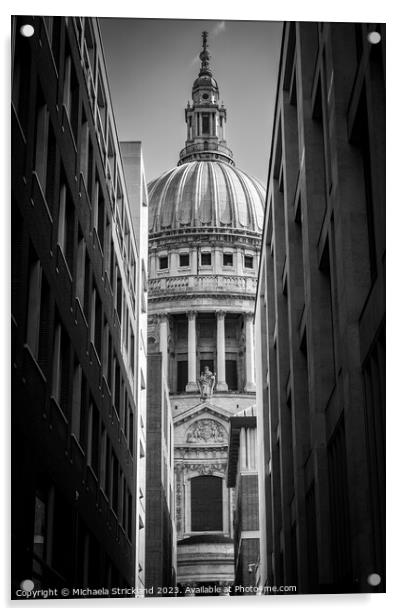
xmin=185 ymin=462 xmax=226 ymax=475
xmin=186 ymin=418 xmax=226 ymax=443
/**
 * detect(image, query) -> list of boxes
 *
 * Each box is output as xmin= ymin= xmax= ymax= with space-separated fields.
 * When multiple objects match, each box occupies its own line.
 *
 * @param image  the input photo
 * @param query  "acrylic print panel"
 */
xmin=11 ymin=14 xmax=385 ymax=602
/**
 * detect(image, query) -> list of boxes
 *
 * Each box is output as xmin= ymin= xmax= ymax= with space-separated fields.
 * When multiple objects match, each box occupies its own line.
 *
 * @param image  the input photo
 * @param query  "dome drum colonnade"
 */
xmin=155 ymin=309 xmax=256 ymax=394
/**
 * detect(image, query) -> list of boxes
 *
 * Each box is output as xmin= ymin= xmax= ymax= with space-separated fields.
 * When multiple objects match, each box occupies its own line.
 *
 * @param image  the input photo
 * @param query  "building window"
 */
xmin=128 ymin=493 xmax=133 ymax=540
xmin=115 ymin=266 xmax=123 ymax=322
xmin=201 ymin=252 xmax=211 ymax=266
xmin=89 ymin=401 xmax=100 ymax=477
xmin=62 ymin=52 xmax=79 ymax=143
xmin=179 ymin=253 xmax=189 ymax=267
xmin=223 ymin=253 xmax=233 ymax=267
xmin=225 ymin=359 xmax=238 ymax=391
xmin=33 ymin=81 xmax=57 ymax=214
xmin=34 ymin=85 xmax=49 ymax=194
xmin=91 ymin=287 xmax=102 ymax=361
xmin=32 ymin=480 xmax=54 ymax=582
xmin=177 ymin=360 xmax=188 ymax=393
xmin=159 ymin=255 xmax=168 ymax=270
xmin=80 ymin=113 xmax=90 ymax=188
xmin=33 ymin=485 xmax=49 ymax=563
xmin=111 ymin=452 xmax=119 ymax=515
xmin=244 ymin=255 xmax=254 ymax=269
xmin=94 ymin=174 xmax=105 ymax=250
xmin=191 ymin=475 xmax=223 ymax=531
xmin=97 ymin=75 xmax=107 ymax=139
xmin=202 ymin=113 xmax=209 ymax=135
xmin=129 ymin=328 xmax=135 ymax=374
xmin=52 ymin=318 xmax=70 ymax=416
xmin=113 ymin=359 xmax=121 ymax=415
xmin=71 ymin=361 xmax=82 ymax=439
xmin=83 ymin=18 xmax=95 ymax=77
xmin=58 ymin=174 xmax=75 ymax=276
xmin=26 ymin=248 xmax=42 ymax=359
xmin=79 ymin=374 xmax=88 ymax=451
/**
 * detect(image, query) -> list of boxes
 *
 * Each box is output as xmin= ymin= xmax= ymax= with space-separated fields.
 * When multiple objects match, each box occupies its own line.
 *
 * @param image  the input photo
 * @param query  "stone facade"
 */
xmin=145 ymin=353 xmax=176 ymax=593
xmin=255 ymin=22 xmax=385 ymax=594
xmin=227 ymin=407 xmax=260 ymax=594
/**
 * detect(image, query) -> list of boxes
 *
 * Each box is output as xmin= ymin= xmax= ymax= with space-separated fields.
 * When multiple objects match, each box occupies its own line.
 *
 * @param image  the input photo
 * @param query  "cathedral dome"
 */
xmin=148 ymin=160 xmax=265 ymax=234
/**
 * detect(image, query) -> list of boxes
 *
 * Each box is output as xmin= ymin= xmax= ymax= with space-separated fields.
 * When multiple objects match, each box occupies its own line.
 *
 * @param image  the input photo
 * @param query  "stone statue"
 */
xmin=198 ymin=366 xmax=216 ymax=399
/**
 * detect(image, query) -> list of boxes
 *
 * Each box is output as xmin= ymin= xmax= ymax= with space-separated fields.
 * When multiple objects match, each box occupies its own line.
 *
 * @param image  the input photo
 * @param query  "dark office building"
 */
xmin=11 ymin=16 xmax=147 ymax=596
xmin=255 ymin=22 xmax=385 ymax=594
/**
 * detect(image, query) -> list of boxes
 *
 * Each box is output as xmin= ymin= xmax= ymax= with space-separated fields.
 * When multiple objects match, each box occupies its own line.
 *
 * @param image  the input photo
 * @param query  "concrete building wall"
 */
xmin=227 ymin=410 xmax=260 ymax=594
xmin=145 ymin=353 xmax=176 ymax=592
xmin=255 ymin=22 xmax=385 ymax=594
xmin=121 ymin=141 xmax=148 ymax=589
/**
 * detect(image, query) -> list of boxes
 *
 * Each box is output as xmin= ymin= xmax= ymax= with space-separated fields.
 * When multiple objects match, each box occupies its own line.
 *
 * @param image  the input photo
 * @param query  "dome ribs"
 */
xmin=215 ymin=162 xmax=232 ymax=226
xmin=147 ymin=161 xmax=265 ymax=234
xmin=148 ymin=168 xmax=175 ymax=232
xmin=198 ymin=162 xmax=214 ymax=224
xmin=176 ymin=162 xmax=196 ymax=226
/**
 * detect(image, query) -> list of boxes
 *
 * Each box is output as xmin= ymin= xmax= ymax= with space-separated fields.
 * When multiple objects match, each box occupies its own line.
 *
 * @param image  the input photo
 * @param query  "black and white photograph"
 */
xmin=9 ymin=7 xmax=387 ymax=606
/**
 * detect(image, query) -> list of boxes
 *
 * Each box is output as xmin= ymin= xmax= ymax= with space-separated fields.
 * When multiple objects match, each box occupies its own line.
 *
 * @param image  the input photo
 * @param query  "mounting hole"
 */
xmin=367 ymin=573 xmax=381 ymax=586
xmin=367 ymin=31 xmax=381 ymax=45
xmin=20 ymin=579 xmax=34 ymax=592
xmin=20 ymin=24 xmax=35 ymax=38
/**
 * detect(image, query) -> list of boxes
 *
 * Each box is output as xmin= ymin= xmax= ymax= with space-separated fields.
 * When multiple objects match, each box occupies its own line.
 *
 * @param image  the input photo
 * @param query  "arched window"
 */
xmin=191 ymin=475 xmax=222 ymax=531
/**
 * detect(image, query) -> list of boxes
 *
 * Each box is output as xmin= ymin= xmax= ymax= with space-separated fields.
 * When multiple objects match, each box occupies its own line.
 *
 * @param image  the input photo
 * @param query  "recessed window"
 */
xmin=201 ymin=253 xmax=211 ymax=266
xmin=244 ymin=256 xmax=254 ymax=269
xmin=223 ymin=253 xmax=233 ymax=267
xmin=159 ymin=256 xmax=168 ymax=270
xmin=179 ymin=253 xmax=189 ymax=267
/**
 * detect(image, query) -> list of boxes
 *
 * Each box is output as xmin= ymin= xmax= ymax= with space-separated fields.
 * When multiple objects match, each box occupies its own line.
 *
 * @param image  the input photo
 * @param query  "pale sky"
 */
xmin=100 ymin=18 xmax=282 ymax=185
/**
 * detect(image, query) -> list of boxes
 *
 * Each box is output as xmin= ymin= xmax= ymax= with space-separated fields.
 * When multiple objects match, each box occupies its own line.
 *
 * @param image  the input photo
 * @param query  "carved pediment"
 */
xmin=186 ymin=418 xmax=227 ymax=443
xmin=173 ymin=401 xmax=232 ymax=426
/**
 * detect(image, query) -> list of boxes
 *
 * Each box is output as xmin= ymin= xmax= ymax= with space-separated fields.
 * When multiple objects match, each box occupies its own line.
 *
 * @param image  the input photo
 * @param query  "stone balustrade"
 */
xmin=149 ymin=274 xmax=257 ymax=296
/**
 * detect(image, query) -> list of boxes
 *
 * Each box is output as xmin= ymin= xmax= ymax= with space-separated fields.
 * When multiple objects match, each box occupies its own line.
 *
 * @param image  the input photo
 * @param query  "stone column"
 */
xmin=186 ymin=311 xmax=198 ymax=392
xmin=216 ymin=311 xmax=228 ymax=392
xmin=159 ymin=313 xmax=169 ymax=378
xmin=244 ymin=312 xmax=256 ymax=392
